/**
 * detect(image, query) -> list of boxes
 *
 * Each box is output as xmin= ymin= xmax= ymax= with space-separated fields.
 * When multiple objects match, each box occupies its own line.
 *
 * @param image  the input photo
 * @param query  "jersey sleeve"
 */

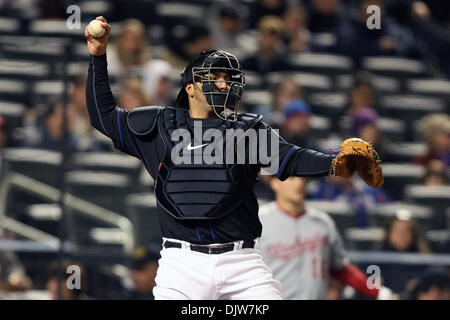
xmin=86 ymin=54 xmax=149 ymax=158
xmin=256 ymin=122 xmax=335 ymax=180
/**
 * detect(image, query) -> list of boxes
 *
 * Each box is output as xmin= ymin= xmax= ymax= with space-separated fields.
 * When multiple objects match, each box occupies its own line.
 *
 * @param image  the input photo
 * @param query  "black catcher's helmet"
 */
xmin=176 ymin=50 xmax=245 ymax=121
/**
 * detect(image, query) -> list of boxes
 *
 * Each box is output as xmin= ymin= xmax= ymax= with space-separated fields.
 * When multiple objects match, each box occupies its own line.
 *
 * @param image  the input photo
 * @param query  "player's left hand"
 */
xmin=330 ymin=137 xmax=384 ymax=188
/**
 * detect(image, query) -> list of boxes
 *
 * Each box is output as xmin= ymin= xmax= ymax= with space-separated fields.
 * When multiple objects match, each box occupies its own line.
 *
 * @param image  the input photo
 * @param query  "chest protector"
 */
xmin=154 ymin=107 xmax=262 ymax=220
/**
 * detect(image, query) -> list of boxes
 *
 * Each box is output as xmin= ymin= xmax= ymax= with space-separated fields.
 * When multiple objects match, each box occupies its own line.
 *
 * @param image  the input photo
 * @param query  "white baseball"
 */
xmin=87 ymin=20 xmax=105 ymax=38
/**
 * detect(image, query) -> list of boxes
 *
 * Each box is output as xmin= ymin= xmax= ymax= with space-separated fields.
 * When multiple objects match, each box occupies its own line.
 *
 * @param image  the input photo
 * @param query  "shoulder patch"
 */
xmin=127 ymin=106 xmax=163 ymax=136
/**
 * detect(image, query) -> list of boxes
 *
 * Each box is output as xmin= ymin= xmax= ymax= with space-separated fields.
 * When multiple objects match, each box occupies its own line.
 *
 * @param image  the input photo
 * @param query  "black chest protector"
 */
xmin=154 ymin=107 xmax=262 ymax=220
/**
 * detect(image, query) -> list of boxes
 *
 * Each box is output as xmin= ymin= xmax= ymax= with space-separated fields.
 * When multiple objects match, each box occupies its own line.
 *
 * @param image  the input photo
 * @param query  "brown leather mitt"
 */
xmin=331 ymin=138 xmax=384 ymax=188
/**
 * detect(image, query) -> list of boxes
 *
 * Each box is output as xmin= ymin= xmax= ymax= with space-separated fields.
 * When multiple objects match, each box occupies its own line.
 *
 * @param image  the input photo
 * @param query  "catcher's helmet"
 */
xmin=176 ymin=50 xmax=245 ymax=121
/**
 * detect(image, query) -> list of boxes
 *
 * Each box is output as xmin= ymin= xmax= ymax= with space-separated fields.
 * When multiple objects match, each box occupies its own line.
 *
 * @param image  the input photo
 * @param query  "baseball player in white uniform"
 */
xmin=259 ymin=176 xmax=394 ymax=299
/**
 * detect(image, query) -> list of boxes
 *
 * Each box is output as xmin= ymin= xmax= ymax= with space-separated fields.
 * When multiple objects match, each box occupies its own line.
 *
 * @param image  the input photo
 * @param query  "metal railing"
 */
xmin=0 ymin=172 xmax=134 ymax=253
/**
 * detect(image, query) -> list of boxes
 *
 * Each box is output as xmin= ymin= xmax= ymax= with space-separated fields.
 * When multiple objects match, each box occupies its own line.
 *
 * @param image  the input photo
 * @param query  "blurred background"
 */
xmin=0 ymin=0 xmax=448 ymax=300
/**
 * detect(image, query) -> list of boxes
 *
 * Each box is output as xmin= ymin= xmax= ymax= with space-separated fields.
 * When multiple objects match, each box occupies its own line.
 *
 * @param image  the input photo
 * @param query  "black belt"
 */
xmin=163 ymin=239 xmax=256 ymax=254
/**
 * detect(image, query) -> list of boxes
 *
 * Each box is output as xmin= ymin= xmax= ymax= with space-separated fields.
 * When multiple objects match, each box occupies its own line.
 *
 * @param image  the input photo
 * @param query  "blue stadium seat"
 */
xmin=344 ymin=227 xmax=384 ymax=251
xmin=368 ymin=202 xmax=433 ymax=232
xmin=381 ymin=163 xmax=425 ymax=201
xmin=125 ymin=193 xmax=162 ymax=247
xmin=288 ymin=53 xmax=354 ymax=75
xmin=361 ymin=56 xmax=427 ymax=79
xmin=405 ymin=185 xmax=450 ymax=230
xmin=305 ymin=200 xmax=355 ymax=233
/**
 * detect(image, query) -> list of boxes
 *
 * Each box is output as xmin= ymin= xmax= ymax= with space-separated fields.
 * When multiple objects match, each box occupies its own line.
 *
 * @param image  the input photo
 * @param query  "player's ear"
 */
xmin=185 ymin=83 xmax=195 ymax=98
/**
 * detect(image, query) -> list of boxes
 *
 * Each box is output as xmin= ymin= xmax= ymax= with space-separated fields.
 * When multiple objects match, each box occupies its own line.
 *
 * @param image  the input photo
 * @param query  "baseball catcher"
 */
xmin=85 ymin=17 xmax=384 ymax=300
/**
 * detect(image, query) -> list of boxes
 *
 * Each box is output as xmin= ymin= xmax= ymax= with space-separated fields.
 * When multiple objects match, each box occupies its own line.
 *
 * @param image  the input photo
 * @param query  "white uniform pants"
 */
xmin=153 ymin=238 xmax=283 ymax=300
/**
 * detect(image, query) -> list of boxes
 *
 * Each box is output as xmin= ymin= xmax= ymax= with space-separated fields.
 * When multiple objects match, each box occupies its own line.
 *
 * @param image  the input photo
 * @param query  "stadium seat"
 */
xmin=155 ymin=2 xmax=206 ymax=25
xmin=0 ymin=59 xmax=50 ymax=81
xmin=29 ymin=19 xmax=86 ymax=42
xmin=243 ymin=71 xmax=264 ymax=90
xmin=368 ymin=202 xmax=433 ymax=231
xmin=0 ymin=101 xmax=25 ymax=130
xmin=267 ymin=72 xmax=332 ymax=97
xmin=309 ymin=115 xmax=332 ymax=138
xmin=32 ymin=80 xmax=65 ymax=105
xmin=242 ymin=90 xmax=271 ymax=108
xmin=361 ymin=56 xmax=427 ymax=79
xmin=385 ymin=142 xmax=427 ymax=162
xmin=0 ymin=17 xmax=19 ymax=35
xmin=406 ymin=78 xmax=450 ymax=103
xmin=1 ymin=148 xmax=62 ymax=216
xmin=381 ymin=163 xmax=425 ymax=201
xmin=70 ymin=152 xmax=142 ymax=192
xmin=24 ymin=203 xmax=61 ymax=236
xmin=288 ymin=53 xmax=354 ymax=75
xmin=404 ymin=185 xmax=450 ymax=230
xmin=308 ymin=91 xmax=348 ymax=118
xmin=371 ymin=75 xmax=401 ymax=94
xmin=378 ymin=94 xmax=445 ymax=121
xmin=0 ymin=79 xmax=28 ymax=103
xmin=79 ymin=0 xmax=113 ymax=17
xmin=1 ymin=148 xmax=62 ymax=186
xmin=125 ymin=193 xmax=162 ymax=246
xmin=344 ymin=227 xmax=384 ymax=251
xmin=304 ymin=200 xmax=355 ymax=233
xmin=64 ymin=170 xmax=132 ymax=246
xmin=0 ymin=36 xmax=65 ymax=63
xmin=425 ymin=229 xmax=450 ymax=253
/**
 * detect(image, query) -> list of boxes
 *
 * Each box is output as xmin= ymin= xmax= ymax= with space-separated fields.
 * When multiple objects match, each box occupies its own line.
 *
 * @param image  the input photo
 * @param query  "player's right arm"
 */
xmin=85 ymin=17 xmax=144 ymax=158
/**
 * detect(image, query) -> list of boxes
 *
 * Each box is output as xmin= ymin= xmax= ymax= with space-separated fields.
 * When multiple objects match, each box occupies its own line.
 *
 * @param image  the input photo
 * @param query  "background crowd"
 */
xmin=0 ymin=0 xmax=448 ymax=300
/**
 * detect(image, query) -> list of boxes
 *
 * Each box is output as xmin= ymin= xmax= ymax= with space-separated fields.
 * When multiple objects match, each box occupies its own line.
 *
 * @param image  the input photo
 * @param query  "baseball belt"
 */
xmin=163 ymin=239 xmax=256 ymax=254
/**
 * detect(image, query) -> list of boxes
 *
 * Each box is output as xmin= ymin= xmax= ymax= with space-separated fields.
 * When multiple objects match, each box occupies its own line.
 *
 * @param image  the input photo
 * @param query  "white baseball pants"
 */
xmin=153 ymin=238 xmax=283 ymax=300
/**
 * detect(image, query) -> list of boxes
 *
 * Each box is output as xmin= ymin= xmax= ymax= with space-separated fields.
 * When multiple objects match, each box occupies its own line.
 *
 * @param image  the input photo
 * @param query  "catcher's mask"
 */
xmin=176 ymin=50 xmax=245 ymax=121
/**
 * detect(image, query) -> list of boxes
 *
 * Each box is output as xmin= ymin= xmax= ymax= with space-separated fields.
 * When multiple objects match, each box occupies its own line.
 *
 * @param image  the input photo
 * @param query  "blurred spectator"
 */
xmin=241 ymin=15 xmax=290 ymax=75
xmin=313 ymin=175 xmax=389 ymax=227
xmin=403 ymin=267 xmax=450 ymax=300
xmin=346 ymin=76 xmax=375 ymax=116
xmin=45 ymin=260 xmax=89 ymax=300
xmin=422 ymin=159 xmax=448 ymax=185
xmin=121 ymin=245 xmax=159 ymax=300
xmin=326 ymin=278 xmax=344 ymax=300
xmin=283 ymin=5 xmax=311 ymax=53
xmin=0 ymin=114 xmax=8 ymax=149
xmin=306 ymin=0 xmax=347 ymax=34
xmin=118 ymin=78 xmax=148 ymax=111
xmin=248 ymin=0 xmax=288 ymax=29
xmin=208 ymin=3 xmax=247 ymax=50
xmin=24 ymin=99 xmax=80 ymax=153
xmin=107 ymin=19 xmax=151 ymax=80
xmin=164 ymin=24 xmax=214 ymax=72
xmin=253 ymin=78 xmax=302 ymax=124
xmin=378 ymin=215 xmax=431 ymax=253
xmin=143 ymin=59 xmax=174 ymax=107
xmin=279 ymin=99 xmax=318 ymax=149
xmin=38 ymin=0 xmax=64 ymax=19
xmin=414 ymin=113 xmax=450 ymax=166
xmin=0 ymin=251 xmax=32 ymax=292
xmin=337 ymin=0 xmax=425 ymax=66
xmin=350 ymin=107 xmax=391 ymax=162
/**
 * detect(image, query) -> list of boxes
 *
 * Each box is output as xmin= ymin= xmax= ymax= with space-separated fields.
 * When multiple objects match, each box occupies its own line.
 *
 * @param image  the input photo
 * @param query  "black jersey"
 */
xmin=86 ymin=54 xmax=335 ymax=244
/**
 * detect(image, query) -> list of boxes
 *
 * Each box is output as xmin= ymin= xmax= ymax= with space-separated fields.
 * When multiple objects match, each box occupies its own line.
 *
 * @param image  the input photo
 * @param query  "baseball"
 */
xmin=87 ymin=20 xmax=105 ymax=38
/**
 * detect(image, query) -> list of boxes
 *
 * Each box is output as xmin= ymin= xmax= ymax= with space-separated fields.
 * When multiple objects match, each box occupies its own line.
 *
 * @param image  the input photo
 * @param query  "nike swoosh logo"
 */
xmin=186 ymin=143 xmax=209 ymax=151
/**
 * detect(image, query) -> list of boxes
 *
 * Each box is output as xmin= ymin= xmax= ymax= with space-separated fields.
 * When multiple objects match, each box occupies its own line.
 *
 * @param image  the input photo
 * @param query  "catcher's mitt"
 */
xmin=331 ymin=138 xmax=384 ymax=188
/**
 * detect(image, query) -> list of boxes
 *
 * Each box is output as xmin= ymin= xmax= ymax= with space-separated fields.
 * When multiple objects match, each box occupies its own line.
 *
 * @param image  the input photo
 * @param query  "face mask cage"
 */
xmin=191 ymin=51 xmax=245 ymax=121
